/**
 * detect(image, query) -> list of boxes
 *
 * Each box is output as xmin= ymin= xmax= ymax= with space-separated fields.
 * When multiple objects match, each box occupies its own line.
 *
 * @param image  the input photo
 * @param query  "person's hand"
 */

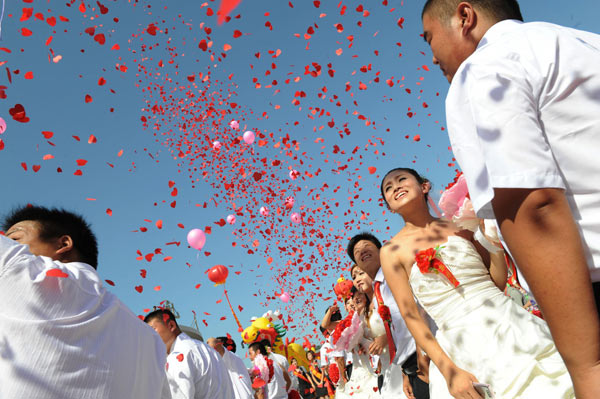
xmin=403 ymin=373 xmax=415 ymax=399
xmin=368 ymin=334 xmax=387 ymax=356
xmin=329 ymin=304 xmax=339 ymax=313
xmin=357 ymin=344 xmax=366 ymax=355
xmin=478 ymin=219 xmax=502 ymax=249
xmin=445 ymin=367 xmax=481 ymax=399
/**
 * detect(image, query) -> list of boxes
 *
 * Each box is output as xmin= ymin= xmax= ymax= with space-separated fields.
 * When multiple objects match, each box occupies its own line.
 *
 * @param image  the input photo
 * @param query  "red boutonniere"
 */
xmin=378 ymin=305 xmax=391 ymax=323
xmin=415 ymin=246 xmax=460 ymax=287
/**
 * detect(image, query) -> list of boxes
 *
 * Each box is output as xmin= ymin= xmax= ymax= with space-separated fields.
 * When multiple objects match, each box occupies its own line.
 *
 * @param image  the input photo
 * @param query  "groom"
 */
xmin=421 ymin=0 xmax=600 ymax=397
xmin=348 ymin=232 xmax=430 ymax=399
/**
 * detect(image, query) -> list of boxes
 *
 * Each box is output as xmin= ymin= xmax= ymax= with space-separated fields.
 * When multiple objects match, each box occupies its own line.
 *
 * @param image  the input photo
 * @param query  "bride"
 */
xmin=334 ymin=287 xmax=380 ymax=399
xmin=379 ymin=167 xmax=574 ymax=399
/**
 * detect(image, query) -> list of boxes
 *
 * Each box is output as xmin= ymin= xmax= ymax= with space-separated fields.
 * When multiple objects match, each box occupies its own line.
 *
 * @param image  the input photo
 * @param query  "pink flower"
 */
xmin=438 ymin=174 xmax=478 ymax=231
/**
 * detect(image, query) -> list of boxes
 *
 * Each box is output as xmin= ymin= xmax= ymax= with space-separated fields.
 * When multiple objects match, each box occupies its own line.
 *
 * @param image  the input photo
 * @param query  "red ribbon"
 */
xmin=373 ymin=281 xmax=396 ymax=362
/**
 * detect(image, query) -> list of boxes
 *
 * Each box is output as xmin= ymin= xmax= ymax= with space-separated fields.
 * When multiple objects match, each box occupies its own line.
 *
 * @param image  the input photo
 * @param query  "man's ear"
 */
xmin=457 ymin=2 xmax=477 ymax=36
xmin=167 ymin=319 xmax=178 ymax=333
xmin=55 ymin=235 xmax=74 ymax=256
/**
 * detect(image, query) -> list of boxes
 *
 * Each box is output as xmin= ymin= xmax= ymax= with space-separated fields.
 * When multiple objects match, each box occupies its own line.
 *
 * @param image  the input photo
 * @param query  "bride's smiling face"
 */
xmin=353 ymin=292 xmax=368 ymax=314
xmin=352 ymin=267 xmax=373 ymax=295
xmin=381 ymin=170 xmax=430 ymax=213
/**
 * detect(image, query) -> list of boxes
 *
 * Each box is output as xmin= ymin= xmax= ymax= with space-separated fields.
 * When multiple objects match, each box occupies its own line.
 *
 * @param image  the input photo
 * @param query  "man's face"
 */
xmin=353 ymin=239 xmax=380 ymax=275
xmin=422 ymin=12 xmax=471 ymax=83
xmin=147 ymin=318 xmax=176 ymax=346
xmin=249 ymin=347 xmax=257 ymax=361
xmin=5 ymin=221 xmax=60 ymax=259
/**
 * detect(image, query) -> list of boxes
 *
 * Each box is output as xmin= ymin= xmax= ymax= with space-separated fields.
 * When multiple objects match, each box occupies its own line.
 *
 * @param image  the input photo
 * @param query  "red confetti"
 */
xmin=9 ymin=104 xmax=30 ymax=123
xmin=46 ymin=268 xmax=68 ymax=278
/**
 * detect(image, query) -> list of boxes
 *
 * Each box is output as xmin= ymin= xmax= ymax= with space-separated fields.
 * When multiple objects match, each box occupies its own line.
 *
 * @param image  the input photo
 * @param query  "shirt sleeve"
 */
xmin=0 ymin=235 xmax=29 ymax=278
xmin=448 ymin=52 xmax=565 ymax=216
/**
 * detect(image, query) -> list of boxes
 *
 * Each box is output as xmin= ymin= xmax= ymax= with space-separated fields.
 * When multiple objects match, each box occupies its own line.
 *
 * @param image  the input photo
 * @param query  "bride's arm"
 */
xmin=380 ymin=243 xmax=481 ymax=399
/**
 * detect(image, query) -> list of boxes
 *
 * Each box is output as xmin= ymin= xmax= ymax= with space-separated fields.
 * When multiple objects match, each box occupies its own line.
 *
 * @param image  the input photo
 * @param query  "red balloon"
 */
xmin=208 ymin=265 xmax=229 ymax=286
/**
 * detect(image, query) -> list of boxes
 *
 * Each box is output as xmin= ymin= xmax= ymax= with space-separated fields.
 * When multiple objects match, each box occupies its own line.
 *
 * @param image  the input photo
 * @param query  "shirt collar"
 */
xmin=374 ymin=267 xmax=384 ymax=283
xmin=477 ymin=19 xmax=523 ymax=50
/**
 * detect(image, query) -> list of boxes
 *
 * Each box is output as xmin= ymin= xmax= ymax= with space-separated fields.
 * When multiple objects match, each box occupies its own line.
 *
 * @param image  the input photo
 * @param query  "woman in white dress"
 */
xmin=334 ymin=289 xmax=381 ymax=399
xmin=378 ymin=167 xmax=574 ymax=399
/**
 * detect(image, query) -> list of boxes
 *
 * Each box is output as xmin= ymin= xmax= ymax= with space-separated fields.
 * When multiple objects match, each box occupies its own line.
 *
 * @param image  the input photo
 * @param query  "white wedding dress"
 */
xmin=409 ymin=236 xmax=574 ymax=399
xmin=335 ymin=315 xmax=380 ymax=399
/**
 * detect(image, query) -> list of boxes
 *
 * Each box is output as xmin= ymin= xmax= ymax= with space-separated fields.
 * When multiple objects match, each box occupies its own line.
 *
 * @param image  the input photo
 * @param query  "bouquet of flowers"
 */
xmin=251 ymin=354 xmax=274 ymax=389
xmin=438 ymin=172 xmax=479 ymax=232
xmin=332 ymin=311 xmax=363 ymax=352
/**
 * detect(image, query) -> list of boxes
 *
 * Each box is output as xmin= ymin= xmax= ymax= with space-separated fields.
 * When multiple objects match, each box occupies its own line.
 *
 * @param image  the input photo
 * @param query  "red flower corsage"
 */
xmin=415 ymin=246 xmax=460 ymax=287
xmin=378 ymin=305 xmax=391 ymax=322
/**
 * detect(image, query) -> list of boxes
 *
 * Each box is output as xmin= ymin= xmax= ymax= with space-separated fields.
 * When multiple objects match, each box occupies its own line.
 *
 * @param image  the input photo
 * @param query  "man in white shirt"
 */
xmin=145 ymin=309 xmax=234 ymax=399
xmin=348 ymin=233 xmax=429 ymax=399
xmin=207 ymin=336 xmax=253 ymax=399
xmin=249 ymin=341 xmax=288 ymax=399
xmin=262 ymin=340 xmax=293 ymax=394
xmin=0 ymin=205 xmax=170 ymax=399
xmin=421 ymin=0 xmax=600 ymax=396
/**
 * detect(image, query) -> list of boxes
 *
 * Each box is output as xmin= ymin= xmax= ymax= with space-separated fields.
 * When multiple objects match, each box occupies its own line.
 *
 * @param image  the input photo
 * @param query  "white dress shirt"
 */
xmin=447 ymin=19 xmax=600 ymax=282
xmin=321 ymin=336 xmax=344 ymax=365
xmin=0 ymin=235 xmax=170 ymax=399
xmin=166 ymin=333 xmax=234 ymax=399
xmin=266 ymin=354 xmax=288 ymax=399
xmin=374 ymin=268 xmax=416 ymax=365
xmin=221 ymin=349 xmax=253 ymax=399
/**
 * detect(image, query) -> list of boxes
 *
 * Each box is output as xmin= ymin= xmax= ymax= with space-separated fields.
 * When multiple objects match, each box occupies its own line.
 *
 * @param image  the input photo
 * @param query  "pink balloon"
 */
xmin=226 ymin=214 xmax=236 ymax=225
xmin=259 ymin=206 xmax=269 ymax=217
xmin=280 ymin=292 xmax=290 ymax=303
xmin=290 ymin=212 xmax=301 ymax=224
xmin=289 ymin=169 xmax=299 ymax=180
xmin=0 ymin=117 xmax=6 ymax=134
xmin=187 ymin=229 xmax=206 ymax=250
xmin=229 ymin=120 xmax=239 ymax=130
xmin=243 ymin=130 xmax=255 ymax=145
xmin=212 ymin=141 xmax=221 ymax=150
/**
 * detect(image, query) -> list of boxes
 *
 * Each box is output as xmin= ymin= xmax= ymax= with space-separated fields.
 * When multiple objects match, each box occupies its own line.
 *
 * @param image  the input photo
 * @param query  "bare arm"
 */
xmin=492 ymin=187 xmax=600 ymax=398
xmin=380 ymin=244 xmax=481 ymax=399
xmin=320 ymin=305 xmax=340 ymax=331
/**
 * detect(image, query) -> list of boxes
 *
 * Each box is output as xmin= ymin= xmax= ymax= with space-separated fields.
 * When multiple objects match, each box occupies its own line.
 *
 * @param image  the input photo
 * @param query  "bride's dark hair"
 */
xmin=380 ymin=167 xmax=431 ymax=206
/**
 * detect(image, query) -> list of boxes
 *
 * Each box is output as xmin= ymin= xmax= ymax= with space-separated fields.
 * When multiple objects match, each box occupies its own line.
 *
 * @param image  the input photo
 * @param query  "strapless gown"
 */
xmin=335 ymin=315 xmax=380 ymax=399
xmin=409 ymin=236 xmax=574 ymax=399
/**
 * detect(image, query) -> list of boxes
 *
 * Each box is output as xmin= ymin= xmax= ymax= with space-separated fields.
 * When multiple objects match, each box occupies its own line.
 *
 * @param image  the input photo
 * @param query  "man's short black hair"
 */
xmin=2 ymin=205 xmax=99 ymax=269
xmin=217 ymin=336 xmax=237 ymax=353
xmin=144 ymin=308 xmax=178 ymax=326
xmin=422 ymin=0 xmax=523 ymax=24
xmin=249 ymin=341 xmax=268 ymax=356
xmin=347 ymin=232 xmax=382 ymax=263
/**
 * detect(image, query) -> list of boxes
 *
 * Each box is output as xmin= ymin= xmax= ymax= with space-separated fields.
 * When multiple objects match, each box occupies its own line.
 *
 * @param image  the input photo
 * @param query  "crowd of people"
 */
xmin=1 ymin=0 xmax=599 ymax=398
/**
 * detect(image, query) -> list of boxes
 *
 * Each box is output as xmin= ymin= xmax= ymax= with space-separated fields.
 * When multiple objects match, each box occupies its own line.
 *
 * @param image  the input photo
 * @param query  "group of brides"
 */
xmin=327 ymin=168 xmax=574 ymax=399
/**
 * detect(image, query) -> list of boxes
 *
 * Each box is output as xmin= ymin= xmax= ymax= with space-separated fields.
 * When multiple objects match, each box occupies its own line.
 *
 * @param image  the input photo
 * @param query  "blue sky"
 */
xmin=1 ymin=0 xmax=598 ymax=355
